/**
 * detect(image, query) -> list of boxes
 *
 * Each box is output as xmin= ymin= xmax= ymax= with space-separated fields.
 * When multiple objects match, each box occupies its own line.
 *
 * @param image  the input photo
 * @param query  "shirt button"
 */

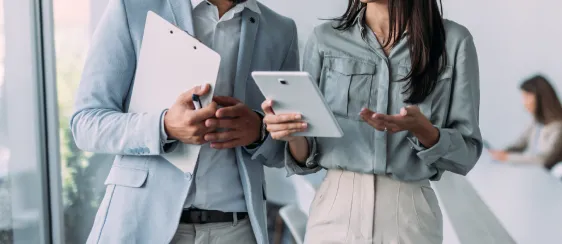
xmin=185 ymin=173 xmax=193 ymax=181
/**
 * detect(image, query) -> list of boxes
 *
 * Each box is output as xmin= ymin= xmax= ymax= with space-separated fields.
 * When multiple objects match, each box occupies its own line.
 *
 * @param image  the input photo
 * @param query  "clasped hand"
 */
xmin=164 ymin=84 xmax=261 ymax=149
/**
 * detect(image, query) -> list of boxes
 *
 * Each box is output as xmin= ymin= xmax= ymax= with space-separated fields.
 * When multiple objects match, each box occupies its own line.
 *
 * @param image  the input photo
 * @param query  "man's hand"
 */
xmin=164 ymin=84 xmax=218 ymax=145
xmin=204 ymin=96 xmax=262 ymax=149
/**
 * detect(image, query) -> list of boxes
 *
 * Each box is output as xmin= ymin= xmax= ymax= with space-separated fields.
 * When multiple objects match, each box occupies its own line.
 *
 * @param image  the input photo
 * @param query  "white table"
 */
xmin=467 ymin=155 xmax=562 ymax=244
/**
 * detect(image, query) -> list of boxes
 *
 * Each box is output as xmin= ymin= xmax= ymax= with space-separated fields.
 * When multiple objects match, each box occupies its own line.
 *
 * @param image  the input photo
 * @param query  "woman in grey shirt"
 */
xmin=261 ymin=0 xmax=482 ymax=243
xmin=490 ymin=75 xmax=562 ymax=169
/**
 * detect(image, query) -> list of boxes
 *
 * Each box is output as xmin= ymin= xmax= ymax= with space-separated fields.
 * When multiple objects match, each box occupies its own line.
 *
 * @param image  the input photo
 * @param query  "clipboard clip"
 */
xmin=169 ymin=28 xmax=203 ymax=49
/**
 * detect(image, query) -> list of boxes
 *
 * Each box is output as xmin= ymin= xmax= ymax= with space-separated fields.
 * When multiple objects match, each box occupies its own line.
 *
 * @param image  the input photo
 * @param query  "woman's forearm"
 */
xmin=413 ymin=120 xmax=440 ymax=148
xmin=288 ymin=137 xmax=310 ymax=165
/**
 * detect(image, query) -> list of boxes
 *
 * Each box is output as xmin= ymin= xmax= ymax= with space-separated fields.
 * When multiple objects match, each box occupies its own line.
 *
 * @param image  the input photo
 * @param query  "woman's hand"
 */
xmin=261 ymin=99 xmax=308 ymax=142
xmin=360 ymin=105 xmax=440 ymax=148
xmin=490 ymin=150 xmax=509 ymax=162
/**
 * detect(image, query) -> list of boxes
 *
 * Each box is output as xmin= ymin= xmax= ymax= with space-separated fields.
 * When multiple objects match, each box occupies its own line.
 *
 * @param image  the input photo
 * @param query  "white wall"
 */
xmin=259 ymin=0 xmax=562 ymax=147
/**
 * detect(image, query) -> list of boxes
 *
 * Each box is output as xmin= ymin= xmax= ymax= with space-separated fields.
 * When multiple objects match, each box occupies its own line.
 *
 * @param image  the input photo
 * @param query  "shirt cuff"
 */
xmin=285 ymin=137 xmax=321 ymax=176
xmin=160 ymin=110 xmax=178 ymax=152
xmin=408 ymin=127 xmax=452 ymax=166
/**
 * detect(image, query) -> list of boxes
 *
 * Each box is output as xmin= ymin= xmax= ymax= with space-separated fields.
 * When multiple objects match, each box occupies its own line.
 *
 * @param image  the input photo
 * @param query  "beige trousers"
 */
xmin=170 ymin=218 xmax=256 ymax=244
xmin=305 ymin=169 xmax=443 ymax=244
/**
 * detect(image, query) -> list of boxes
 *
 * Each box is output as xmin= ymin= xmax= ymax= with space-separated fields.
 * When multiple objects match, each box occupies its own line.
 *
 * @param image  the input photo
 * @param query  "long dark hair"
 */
xmin=333 ymin=0 xmax=448 ymax=104
xmin=520 ymin=75 xmax=562 ymax=124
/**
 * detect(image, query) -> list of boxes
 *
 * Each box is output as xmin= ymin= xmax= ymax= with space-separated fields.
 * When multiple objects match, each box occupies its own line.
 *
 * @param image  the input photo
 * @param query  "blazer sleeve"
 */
xmin=244 ymin=19 xmax=300 ymax=168
xmin=70 ymin=0 xmax=168 ymax=156
xmin=507 ymin=125 xmax=562 ymax=169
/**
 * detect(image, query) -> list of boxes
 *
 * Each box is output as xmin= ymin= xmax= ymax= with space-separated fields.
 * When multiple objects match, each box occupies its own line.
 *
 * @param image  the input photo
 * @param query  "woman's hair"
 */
xmin=333 ymin=0 xmax=448 ymax=104
xmin=520 ymin=75 xmax=562 ymax=124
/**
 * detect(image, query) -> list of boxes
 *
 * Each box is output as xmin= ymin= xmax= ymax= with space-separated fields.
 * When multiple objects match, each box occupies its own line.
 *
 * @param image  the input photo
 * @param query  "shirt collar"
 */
xmin=191 ymin=0 xmax=261 ymax=14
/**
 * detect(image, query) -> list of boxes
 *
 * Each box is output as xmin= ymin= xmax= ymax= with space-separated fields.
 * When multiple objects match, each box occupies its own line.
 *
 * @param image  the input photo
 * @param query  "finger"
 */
xmin=180 ymin=136 xmax=206 ymax=145
xmin=205 ymin=118 xmax=239 ymax=129
xmin=360 ymin=114 xmax=387 ymax=131
xmin=384 ymin=122 xmax=403 ymax=133
xmin=365 ymin=119 xmax=386 ymax=131
xmin=188 ymin=123 xmax=212 ymax=136
xmin=360 ymin=113 xmax=384 ymax=127
xmin=360 ymin=108 xmax=375 ymax=117
xmin=270 ymin=129 xmax=304 ymax=140
xmin=216 ymin=104 xmax=245 ymax=118
xmin=176 ymin=84 xmax=210 ymax=105
xmin=263 ymin=113 xmax=302 ymax=124
xmin=266 ymin=122 xmax=308 ymax=133
xmin=204 ymin=131 xmax=240 ymax=142
xmin=373 ymin=113 xmax=403 ymax=124
xmin=261 ymin=99 xmax=275 ymax=115
xmin=188 ymin=102 xmax=218 ymax=123
xmin=213 ymin=96 xmax=241 ymax=107
xmin=210 ymin=139 xmax=244 ymax=149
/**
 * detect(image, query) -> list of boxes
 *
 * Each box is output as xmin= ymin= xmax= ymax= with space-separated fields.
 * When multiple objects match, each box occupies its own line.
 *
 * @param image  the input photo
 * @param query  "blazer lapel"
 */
xmin=167 ymin=0 xmax=195 ymax=35
xmin=234 ymin=9 xmax=260 ymax=102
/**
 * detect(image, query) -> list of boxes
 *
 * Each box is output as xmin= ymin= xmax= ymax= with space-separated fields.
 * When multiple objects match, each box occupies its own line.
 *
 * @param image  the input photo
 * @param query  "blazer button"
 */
xmin=185 ymin=173 xmax=193 ymax=181
xmin=250 ymin=17 xmax=255 ymax=23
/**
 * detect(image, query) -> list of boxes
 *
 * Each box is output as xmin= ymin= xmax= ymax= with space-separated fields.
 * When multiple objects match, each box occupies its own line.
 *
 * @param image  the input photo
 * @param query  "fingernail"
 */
xmin=200 ymin=83 xmax=208 ymax=89
xmin=302 ymin=123 xmax=308 ymax=128
xmin=295 ymin=114 xmax=302 ymax=120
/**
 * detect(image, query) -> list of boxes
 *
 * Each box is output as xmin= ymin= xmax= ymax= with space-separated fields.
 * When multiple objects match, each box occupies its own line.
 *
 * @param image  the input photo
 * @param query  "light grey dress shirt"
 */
xmin=161 ymin=0 xmax=263 ymax=212
xmin=286 ymin=11 xmax=483 ymax=182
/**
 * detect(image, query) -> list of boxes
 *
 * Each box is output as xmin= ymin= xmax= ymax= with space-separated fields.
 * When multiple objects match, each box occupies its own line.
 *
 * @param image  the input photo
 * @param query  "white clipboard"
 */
xmin=128 ymin=11 xmax=221 ymax=173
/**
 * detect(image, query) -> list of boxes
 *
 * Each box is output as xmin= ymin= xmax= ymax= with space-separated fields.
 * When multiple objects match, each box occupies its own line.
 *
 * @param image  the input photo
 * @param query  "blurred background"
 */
xmin=1 ymin=0 xmax=562 ymax=243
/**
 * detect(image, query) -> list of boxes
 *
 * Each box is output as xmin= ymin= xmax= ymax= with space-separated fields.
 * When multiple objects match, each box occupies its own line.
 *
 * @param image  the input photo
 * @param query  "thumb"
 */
xmin=193 ymin=83 xmax=211 ymax=96
xmin=401 ymin=105 xmax=420 ymax=116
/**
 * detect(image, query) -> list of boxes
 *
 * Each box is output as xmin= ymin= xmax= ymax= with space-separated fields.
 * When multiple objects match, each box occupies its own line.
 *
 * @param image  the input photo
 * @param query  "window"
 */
xmin=52 ymin=0 xmax=113 ymax=243
xmin=0 ymin=0 xmax=52 ymax=243
xmin=0 ymin=0 xmax=12 ymax=242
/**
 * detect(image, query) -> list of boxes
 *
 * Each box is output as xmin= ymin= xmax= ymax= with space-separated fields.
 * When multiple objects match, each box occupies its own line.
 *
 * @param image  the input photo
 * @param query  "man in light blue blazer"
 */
xmin=71 ymin=0 xmax=299 ymax=243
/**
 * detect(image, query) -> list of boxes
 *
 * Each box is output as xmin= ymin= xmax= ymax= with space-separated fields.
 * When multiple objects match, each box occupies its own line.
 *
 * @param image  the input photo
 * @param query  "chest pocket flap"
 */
xmin=325 ymin=57 xmax=376 ymax=75
xmin=322 ymin=56 xmax=376 ymax=120
xmin=104 ymin=166 xmax=148 ymax=188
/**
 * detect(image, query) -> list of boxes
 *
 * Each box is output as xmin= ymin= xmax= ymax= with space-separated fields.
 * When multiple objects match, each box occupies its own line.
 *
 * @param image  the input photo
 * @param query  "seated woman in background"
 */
xmin=491 ymin=75 xmax=562 ymax=169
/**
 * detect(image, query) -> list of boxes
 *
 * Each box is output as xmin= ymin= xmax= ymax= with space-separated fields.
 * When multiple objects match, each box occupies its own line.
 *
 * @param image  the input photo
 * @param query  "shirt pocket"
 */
xmin=320 ymin=56 xmax=376 ymax=120
xmin=395 ymin=63 xmax=453 ymax=123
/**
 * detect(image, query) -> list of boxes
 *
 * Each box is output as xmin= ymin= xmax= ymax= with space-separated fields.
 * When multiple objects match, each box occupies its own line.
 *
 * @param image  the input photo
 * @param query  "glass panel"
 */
xmin=0 ymin=0 xmax=12 ymax=242
xmin=52 ymin=0 xmax=113 ymax=243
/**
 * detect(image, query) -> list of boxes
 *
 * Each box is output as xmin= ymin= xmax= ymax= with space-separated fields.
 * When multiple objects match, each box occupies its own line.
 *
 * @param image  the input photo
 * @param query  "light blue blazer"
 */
xmin=70 ymin=0 xmax=299 ymax=243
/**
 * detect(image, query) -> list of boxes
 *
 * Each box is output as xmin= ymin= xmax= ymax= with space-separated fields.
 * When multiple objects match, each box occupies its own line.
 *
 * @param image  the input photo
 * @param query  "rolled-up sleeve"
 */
xmin=412 ymin=34 xmax=483 ymax=176
xmin=285 ymin=137 xmax=321 ymax=176
xmin=284 ymin=28 xmax=324 ymax=176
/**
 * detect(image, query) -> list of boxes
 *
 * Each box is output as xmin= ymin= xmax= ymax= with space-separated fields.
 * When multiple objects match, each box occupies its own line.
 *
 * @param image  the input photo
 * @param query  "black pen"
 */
xmin=192 ymin=94 xmax=202 ymax=110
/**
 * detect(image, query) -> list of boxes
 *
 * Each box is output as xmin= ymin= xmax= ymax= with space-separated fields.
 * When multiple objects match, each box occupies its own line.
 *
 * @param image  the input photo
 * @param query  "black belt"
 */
xmin=180 ymin=209 xmax=248 ymax=224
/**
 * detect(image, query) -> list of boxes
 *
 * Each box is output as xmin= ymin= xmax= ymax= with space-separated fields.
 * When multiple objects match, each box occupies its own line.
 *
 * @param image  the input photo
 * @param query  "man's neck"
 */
xmin=364 ymin=2 xmax=390 ymax=37
xmin=208 ymin=0 xmax=236 ymax=18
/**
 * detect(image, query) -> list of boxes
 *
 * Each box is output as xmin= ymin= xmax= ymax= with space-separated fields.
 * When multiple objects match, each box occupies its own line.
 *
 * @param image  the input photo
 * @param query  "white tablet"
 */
xmin=252 ymin=71 xmax=343 ymax=138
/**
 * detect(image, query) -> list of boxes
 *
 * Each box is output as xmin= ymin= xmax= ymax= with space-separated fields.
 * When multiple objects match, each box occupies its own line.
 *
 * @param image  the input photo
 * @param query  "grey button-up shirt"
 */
xmin=286 ymin=14 xmax=483 ymax=182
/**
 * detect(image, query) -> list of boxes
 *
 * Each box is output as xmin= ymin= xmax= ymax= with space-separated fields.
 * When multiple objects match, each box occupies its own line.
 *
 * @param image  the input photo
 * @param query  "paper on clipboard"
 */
xmin=128 ymin=11 xmax=221 ymax=173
